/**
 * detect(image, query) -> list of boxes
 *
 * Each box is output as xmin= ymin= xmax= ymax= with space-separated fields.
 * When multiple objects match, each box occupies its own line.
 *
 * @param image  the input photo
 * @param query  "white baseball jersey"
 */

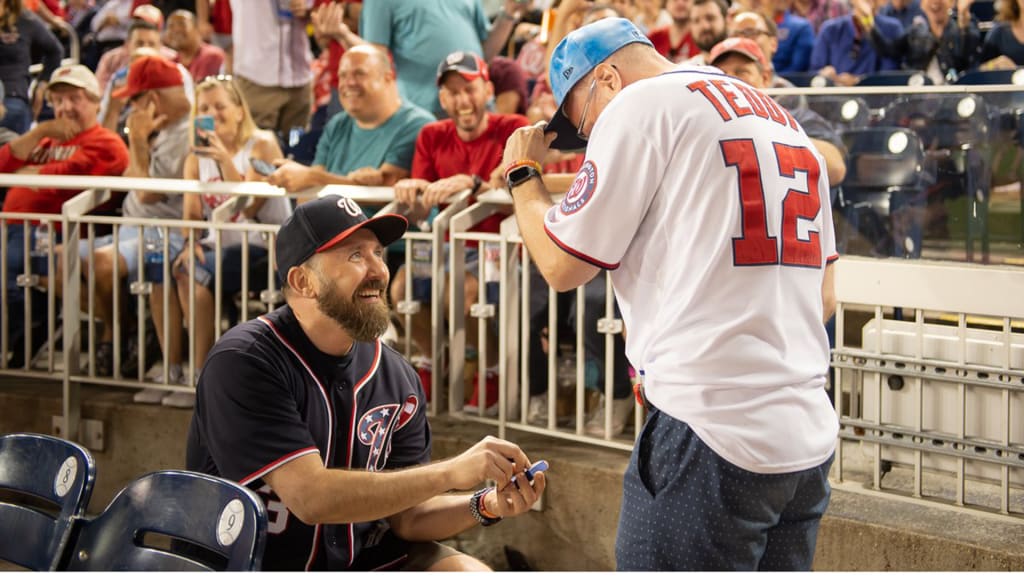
xmin=544 ymin=66 xmax=839 ymax=474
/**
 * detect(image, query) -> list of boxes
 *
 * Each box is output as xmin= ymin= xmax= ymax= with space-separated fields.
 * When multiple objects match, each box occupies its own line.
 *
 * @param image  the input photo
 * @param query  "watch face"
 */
xmin=507 ymin=165 xmax=539 ymax=188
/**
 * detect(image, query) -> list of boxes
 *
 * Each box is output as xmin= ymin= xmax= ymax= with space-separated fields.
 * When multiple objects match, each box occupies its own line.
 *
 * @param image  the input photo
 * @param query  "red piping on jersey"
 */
xmin=258 ymin=315 xmax=336 ymax=571
xmin=543 ymin=224 xmax=620 ymax=270
xmin=372 ymin=554 xmax=409 ymax=571
xmin=238 ymin=446 xmax=319 ymax=486
xmin=344 ymin=339 xmax=382 ymax=567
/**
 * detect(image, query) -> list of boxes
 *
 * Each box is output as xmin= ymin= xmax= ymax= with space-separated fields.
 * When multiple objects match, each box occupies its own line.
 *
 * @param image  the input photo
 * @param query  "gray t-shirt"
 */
xmin=121 ymin=116 xmax=190 ymax=219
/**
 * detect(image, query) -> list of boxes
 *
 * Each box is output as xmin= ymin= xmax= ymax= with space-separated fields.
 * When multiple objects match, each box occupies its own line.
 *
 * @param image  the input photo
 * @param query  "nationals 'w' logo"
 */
xmin=357 ymin=395 xmax=419 ymax=470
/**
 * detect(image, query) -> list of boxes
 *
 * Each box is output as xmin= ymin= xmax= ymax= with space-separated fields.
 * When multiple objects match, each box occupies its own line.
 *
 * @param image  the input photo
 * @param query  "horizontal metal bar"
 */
xmin=840 ymin=420 xmax=1024 ymax=468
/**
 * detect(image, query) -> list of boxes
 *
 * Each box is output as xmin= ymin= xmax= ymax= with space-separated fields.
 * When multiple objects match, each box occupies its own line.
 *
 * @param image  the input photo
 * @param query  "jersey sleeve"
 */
xmin=39 ymin=133 xmax=129 ymax=177
xmin=193 ymin=346 xmax=320 ymax=485
xmin=542 ymin=108 xmax=664 ymax=270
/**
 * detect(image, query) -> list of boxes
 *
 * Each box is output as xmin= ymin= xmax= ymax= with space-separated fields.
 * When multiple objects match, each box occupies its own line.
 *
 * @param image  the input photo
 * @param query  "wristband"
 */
xmin=470 ymin=487 xmax=502 ymax=526
xmin=503 ymin=159 xmax=543 ymax=181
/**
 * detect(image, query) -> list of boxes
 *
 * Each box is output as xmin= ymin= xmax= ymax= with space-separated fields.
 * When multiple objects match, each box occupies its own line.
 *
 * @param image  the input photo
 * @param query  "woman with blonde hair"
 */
xmin=146 ymin=75 xmax=291 ymax=408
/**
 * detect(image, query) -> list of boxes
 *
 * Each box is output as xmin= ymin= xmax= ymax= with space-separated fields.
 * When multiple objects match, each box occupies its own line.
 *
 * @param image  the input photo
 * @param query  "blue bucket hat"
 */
xmin=545 ymin=18 xmax=653 ymax=151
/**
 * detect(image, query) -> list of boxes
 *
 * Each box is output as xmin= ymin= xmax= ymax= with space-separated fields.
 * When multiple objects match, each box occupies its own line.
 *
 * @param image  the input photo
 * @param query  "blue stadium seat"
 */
xmin=61 ymin=470 xmax=267 ymax=571
xmin=0 ymin=433 xmax=96 ymax=570
xmin=838 ymin=127 xmax=929 ymax=257
xmin=954 ymin=67 xmax=1024 ymax=86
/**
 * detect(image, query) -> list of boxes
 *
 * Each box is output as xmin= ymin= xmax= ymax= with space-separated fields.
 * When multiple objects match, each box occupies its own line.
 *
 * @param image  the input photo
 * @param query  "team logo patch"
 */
xmin=358 ymin=403 xmax=400 ymax=470
xmin=337 ymin=196 xmax=362 ymax=217
xmin=560 ymin=161 xmax=598 ymax=215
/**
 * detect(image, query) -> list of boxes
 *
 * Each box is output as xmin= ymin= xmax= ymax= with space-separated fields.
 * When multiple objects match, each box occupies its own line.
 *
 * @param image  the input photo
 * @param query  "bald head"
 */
xmin=342 ymin=44 xmax=392 ymax=76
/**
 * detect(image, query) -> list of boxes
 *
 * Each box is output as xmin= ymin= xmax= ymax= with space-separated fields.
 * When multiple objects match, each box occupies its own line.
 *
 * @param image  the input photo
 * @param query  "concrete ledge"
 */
xmin=1 ymin=379 xmax=1022 ymax=571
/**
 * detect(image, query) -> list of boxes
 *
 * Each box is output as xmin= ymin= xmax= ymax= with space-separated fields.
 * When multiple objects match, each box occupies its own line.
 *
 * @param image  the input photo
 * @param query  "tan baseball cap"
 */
xmin=48 ymin=64 xmax=102 ymax=100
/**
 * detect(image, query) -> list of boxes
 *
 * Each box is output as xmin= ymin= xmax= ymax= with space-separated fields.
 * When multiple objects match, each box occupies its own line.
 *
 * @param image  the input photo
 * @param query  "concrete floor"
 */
xmin=1 ymin=378 xmax=1023 ymax=571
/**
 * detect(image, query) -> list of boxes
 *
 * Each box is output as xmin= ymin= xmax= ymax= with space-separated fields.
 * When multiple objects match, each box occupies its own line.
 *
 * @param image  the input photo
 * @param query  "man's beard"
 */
xmin=697 ymin=30 xmax=727 ymax=52
xmin=316 ymin=278 xmax=391 ymax=342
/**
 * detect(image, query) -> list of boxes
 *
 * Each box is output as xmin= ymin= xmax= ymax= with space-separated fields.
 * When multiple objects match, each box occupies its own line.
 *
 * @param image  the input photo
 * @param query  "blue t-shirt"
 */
xmin=313 ymin=100 xmax=435 ymax=176
xmin=878 ymin=0 xmax=925 ymax=31
xmin=360 ymin=0 xmax=490 ymax=118
xmin=810 ymin=15 xmax=903 ymax=76
xmin=773 ymin=11 xmax=816 ymax=73
xmin=980 ymin=23 xmax=1024 ymax=65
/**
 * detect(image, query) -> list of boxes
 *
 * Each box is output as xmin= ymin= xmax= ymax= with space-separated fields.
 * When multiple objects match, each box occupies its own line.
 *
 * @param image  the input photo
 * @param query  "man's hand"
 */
xmin=487 ymin=469 xmax=547 ymax=518
xmin=441 ymin=435 xmax=531 ymax=490
xmin=422 ymin=174 xmax=473 ymax=206
xmin=267 ymin=159 xmax=315 ymax=192
xmin=393 ymin=178 xmax=430 ymax=205
xmin=501 ymin=121 xmax=555 ymax=174
xmin=312 ymin=2 xmax=350 ymax=40
xmin=347 ymin=166 xmax=384 ymax=186
xmin=126 ymin=99 xmax=166 ymax=143
xmin=35 ymin=117 xmax=82 ymax=142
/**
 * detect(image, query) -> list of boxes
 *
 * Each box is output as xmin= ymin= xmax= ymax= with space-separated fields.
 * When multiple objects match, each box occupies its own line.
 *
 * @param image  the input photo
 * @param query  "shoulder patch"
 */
xmin=560 ymin=160 xmax=598 ymax=215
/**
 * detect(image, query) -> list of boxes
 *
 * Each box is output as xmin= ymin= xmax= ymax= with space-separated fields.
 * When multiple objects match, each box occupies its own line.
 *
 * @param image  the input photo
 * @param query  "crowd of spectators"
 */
xmin=0 ymin=0 xmax=1021 ymax=420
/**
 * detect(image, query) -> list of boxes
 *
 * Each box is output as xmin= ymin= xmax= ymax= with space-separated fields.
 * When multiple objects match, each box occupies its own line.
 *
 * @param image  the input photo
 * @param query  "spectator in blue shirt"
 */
xmin=811 ymin=0 xmax=903 ymax=85
xmin=771 ymin=0 xmax=817 ymax=72
xmin=871 ymin=0 xmax=980 ymax=83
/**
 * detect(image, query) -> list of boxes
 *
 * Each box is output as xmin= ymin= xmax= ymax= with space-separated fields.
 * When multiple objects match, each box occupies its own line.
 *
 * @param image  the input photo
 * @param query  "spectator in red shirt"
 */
xmin=391 ymin=51 xmax=529 ymax=414
xmin=648 ymin=0 xmax=701 ymax=62
xmin=0 ymin=64 xmax=129 ymax=368
xmin=165 ymin=9 xmax=224 ymax=82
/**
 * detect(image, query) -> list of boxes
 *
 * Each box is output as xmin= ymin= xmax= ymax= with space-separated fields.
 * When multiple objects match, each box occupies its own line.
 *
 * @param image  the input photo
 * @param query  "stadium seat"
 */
xmin=0 ymin=433 xmax=96 ymax=570
xmin=880 ymin=94 xmax=992 ymax=260
xmin=857 ymin=70 xmax=934 ymax=86
xmin=838 ymin=127 xmax=928 ymax=257
xmin=61 ymin=470 xmax=267 ymax=571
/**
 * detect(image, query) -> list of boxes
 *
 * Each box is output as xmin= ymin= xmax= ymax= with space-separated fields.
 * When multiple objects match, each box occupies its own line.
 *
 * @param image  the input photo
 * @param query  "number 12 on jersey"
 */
xmin=721 ymin=139 xmax=822 ymax=268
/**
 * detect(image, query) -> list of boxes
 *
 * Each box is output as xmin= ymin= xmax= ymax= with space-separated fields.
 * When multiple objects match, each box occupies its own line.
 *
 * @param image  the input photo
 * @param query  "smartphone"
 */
xmin=511 ymin=459 xmax=548 ymax=487
xmin=250 ymin=157 xmax=277 ymax=177
xmin=194 ymin=115 xmax=214 ymax=147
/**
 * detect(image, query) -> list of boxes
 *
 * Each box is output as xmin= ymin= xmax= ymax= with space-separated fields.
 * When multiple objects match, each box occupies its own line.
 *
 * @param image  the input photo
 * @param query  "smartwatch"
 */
xmin=505 ymin=164 xmax=542 ymax=190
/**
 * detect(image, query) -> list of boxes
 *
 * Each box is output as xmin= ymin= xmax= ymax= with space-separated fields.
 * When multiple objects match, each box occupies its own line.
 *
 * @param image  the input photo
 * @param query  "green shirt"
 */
xmin=313 ymin=100 xmax=434 ymax=176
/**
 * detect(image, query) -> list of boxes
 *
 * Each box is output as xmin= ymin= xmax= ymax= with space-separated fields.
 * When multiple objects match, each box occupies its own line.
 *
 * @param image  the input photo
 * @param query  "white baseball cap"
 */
xmin=48 ymin=64 xmax=102 ymax=100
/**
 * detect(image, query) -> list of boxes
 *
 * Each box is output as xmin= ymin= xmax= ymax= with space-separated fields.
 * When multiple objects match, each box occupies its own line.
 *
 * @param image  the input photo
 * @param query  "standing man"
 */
xmin=502 ymin=18 xmax=838 ymax=570
xmin=164 ymin=9 xmax=225 ymax=82
xmin=229 ymin=0 xmax=312 ymax=135
xmin=187 ymin=195 xmax=546 ymax=570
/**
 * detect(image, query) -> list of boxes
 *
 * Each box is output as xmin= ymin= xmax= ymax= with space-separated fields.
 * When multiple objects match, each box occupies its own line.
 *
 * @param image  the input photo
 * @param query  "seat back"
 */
xmin=62 ymin=470 xmax=267 ymax=571
xmin=778 ymin=71 xmax=833 ymax=88
xmin=806 ymin=95 xmax=871 ymax=132
xmin=0 ymin=433 xmax=96 ymax=570
xmin=881 ymin=94 xmax=990 ymax=151
xmin=842 ymin=127 xmax=926 ymax=190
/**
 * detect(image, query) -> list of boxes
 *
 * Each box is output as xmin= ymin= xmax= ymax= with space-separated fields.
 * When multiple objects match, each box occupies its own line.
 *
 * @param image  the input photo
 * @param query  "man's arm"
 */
xmin=502 ymin=126 xmax=600 ymax=292
xmin=267 ymin=162 xmax=357 ymax=192
xmin=822 ymin=261 xmax=836 ymax=323
xmin=263 ymin=435 xmax=530 ymax=526
xmin=123 ymin=101 xmax=168 ymax=202
xmin=483 ymin=1 xmax=523 ymax=61
xmin=810 ymin=137 xmax=846 ymax=186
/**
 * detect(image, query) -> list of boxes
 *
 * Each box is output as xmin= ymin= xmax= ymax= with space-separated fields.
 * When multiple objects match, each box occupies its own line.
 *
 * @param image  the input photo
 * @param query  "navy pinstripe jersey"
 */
xmin=186 ymin=305 xmax=431 ymax=571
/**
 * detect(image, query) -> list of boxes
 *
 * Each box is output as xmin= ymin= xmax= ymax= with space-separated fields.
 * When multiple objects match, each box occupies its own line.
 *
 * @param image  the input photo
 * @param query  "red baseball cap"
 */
xmin=111 ymin=55 xmax=184 ymax=100
xmin=436 ymin=51 xmax=489 ymax=85
xmin=709 ymin=37 xmax=770 ymax=70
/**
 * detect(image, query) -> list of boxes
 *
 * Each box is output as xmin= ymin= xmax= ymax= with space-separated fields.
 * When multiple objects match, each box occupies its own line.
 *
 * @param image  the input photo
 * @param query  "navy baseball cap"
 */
xmin=545 ymin=18 xmax=653 ymax=151
xmin=275 ymin=195 xmax=407 ymax=280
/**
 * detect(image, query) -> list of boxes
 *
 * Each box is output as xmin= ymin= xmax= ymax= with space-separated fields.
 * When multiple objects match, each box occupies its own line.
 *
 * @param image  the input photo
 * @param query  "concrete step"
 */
xmin=1 ymin=378 xmax=1022 ymax=570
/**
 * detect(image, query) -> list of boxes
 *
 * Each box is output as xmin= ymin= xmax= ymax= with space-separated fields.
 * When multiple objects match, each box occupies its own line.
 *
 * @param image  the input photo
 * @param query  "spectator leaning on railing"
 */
xmin=0 ymin=64 xmax=129 ymax=369
xmin=81 ymin=55 xmax=191 ymax=386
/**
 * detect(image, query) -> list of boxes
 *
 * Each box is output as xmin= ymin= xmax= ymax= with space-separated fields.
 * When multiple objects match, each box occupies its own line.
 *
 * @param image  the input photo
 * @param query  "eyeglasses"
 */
xmin=734 ymin=28 xmax=771 ymax=38
xmin=576 ymin=76 xmax=598 ymax=141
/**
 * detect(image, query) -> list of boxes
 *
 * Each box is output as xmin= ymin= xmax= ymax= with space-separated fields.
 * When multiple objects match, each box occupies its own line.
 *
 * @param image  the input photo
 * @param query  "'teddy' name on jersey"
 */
xmin=687 ymin=78 xmax=800 ymax=132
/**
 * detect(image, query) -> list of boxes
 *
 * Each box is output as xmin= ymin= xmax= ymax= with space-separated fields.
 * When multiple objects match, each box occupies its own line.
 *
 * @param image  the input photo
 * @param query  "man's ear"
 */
xmin=595 ymin=62 xmax=621 ymax=92
xmin=287 ymin=265 xmax=317 ymax=298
